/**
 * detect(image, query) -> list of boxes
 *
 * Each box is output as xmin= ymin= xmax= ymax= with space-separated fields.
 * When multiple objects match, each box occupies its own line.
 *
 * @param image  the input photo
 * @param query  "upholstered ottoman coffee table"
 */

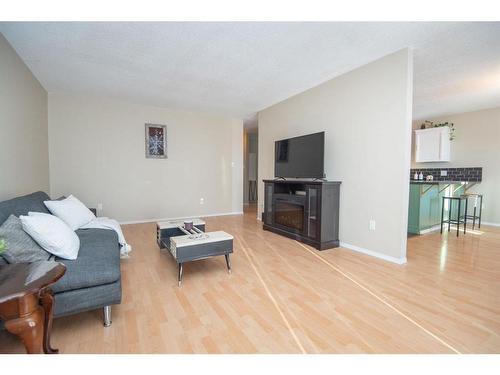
xmin=156 ymin=219 xmax=233 ymax=286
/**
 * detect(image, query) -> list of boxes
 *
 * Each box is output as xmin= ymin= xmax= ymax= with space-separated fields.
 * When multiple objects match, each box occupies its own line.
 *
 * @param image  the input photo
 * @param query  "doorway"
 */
xmin=243 ymin=122 xmax=258 ymax=211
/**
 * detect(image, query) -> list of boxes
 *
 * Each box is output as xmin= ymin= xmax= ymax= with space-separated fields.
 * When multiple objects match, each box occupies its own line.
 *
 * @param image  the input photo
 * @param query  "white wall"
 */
xmin=48 ymin=93 xmax=243 ymax=222
xmin=0 ymin=33 xmax=49 ymax=200
xmin=412 ymin=107 xmax=500 ymax=224
xmin=258 ymin=49 xmax=413 ymax=263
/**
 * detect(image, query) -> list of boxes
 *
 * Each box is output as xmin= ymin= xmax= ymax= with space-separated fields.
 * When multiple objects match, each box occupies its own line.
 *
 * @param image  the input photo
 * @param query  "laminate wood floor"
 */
xmin=1 ymin=206 xmax=499 ymax=353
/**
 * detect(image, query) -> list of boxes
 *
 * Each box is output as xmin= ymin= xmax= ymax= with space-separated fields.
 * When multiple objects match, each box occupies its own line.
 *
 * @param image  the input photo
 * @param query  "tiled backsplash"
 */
xmin=410 ymin=167 xmax=482 ymax=182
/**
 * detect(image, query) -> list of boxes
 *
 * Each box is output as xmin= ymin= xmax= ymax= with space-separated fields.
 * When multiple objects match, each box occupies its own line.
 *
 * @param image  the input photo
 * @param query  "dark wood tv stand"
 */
xmin=262 ymin=179 xmax=341 ymax=250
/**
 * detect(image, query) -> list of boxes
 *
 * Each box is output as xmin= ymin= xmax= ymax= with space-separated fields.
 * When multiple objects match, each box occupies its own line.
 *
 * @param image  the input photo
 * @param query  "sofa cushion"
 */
xmin=44 ymin=195 xmax=96 ymax=231
xmin=0 ymin=191 xmax=51 ymax=225
xmin=51 ymin=228 xmax=121 ymax=293
xmin=20 ymin=212 xmax=80 ymax=260
xmin=0 ymin=215 xmax=51 ymax=263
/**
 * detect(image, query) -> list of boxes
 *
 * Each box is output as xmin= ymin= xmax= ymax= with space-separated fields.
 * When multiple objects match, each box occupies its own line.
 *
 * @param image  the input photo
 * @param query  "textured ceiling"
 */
xmin=1 ymin=22 xmax=499 ymax=121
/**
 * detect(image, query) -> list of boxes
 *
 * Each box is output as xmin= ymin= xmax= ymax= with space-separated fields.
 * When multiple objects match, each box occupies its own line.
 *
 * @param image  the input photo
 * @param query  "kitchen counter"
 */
xmin=408 ymin=168 xmax=482 ymax=235
xmin=407 ymin=181 xmax=479 ymax=235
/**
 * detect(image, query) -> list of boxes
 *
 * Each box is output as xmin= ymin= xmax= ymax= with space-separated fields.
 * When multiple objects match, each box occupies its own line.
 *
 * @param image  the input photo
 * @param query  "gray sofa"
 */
xmin=0 ymin=191 xmax=121 ymax=326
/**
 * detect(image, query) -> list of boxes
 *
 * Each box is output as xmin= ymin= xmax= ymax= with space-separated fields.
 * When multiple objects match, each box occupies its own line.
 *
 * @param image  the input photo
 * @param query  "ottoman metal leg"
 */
xmin=225 ymin=254 xmax=231 ymax=274
xmin=178 ymin=263 xmax=183 ymax=287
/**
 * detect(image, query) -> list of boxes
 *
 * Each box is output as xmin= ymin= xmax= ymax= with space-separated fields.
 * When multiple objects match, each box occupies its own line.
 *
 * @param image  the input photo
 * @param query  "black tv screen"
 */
xmin=275 ymin=132 xmax=325 ymax=178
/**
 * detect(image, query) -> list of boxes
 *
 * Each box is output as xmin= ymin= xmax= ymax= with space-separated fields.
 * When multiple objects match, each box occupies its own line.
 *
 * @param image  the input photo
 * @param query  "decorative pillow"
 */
xmin=0 ymin=215 xmax=51 ymax=263
xmin=44 ymin=195 xmax=96 ymax=231
xmin=20 ymin=212 xmax=80 ymax=260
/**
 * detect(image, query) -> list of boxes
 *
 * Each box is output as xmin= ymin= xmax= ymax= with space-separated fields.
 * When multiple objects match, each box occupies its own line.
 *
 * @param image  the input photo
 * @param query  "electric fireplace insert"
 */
xmin=274 ymin=200 xmax=305 ymax=233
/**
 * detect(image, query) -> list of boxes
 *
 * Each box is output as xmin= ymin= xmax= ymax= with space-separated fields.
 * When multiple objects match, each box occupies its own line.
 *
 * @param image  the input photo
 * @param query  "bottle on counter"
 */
xmin=419 ymin=172 xmax=423 ymax=180
xmin=414 ymin=171 xmax=419 ymax=180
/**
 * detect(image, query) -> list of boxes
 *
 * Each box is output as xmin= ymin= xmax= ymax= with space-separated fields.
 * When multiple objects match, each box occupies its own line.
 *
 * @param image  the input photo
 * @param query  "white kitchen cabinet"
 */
xmin=414 ymin=127 xmax=451 ymax=162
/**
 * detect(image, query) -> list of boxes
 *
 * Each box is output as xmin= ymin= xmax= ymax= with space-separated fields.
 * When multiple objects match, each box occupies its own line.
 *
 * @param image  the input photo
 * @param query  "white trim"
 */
xmin=415 ymin=222 xmax=500 ymax=233
xmin=418 ymin=225 xmax=441 ymax=234
xmin=339 ymin=242 xmax=407 ymax=265
xmin=398 ymin=47 xmax=414 ymax=262
xmin=119 ymin=211 xmax=243 ymax=225
xmin=481 ymin=221 xmax=500 ymax=227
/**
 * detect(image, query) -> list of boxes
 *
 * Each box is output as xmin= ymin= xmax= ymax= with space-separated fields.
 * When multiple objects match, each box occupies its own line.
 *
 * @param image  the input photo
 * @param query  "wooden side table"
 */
xmin=0 ymin=261 xmax=66 ymax=354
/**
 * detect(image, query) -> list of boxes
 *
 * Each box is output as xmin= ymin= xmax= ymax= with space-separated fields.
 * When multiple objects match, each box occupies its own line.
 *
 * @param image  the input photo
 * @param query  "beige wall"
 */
xmin=0 ymin=34 xmax=49 ymax=200
xmin=48 ymin=93 xmax=243 ymax=222
xmin=258 ymin=49 xmax=413 ymax=263
xmin=412 ymin=107 xmax=500 ymax=224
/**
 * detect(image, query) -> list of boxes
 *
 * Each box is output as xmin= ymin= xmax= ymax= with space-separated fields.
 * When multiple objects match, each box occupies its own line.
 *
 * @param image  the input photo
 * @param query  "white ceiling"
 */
xmin=1 ymin=22 xmax=499 ymax=121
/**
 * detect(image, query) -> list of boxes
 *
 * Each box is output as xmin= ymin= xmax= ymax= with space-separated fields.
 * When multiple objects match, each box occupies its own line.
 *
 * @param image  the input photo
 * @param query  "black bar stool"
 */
xmin=461 ymin=193 xmax=483 ymax=230
xmin=440 ymin=196 xmax=468 ymax=237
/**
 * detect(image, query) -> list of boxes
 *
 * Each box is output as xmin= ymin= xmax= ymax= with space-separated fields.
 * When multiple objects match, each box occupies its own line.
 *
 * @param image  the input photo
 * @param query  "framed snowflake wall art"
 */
xmin=145 ymin=123 xmax=167 ymax=158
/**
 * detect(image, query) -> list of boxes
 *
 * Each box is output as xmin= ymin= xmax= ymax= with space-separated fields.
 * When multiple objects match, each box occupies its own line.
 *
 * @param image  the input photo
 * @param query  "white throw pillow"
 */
xmin=44 ymin=195 xmax=96 ymax=231
xmin=20 ymin=212 xmax=80 ymax=260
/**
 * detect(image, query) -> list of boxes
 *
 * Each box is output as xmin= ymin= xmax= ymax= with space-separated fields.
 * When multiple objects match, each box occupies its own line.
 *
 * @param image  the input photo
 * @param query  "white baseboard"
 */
xmin=119 ymin=211 xmax=244 ymax=225
xmin=418 ymin=225 xmax=441 ymax=234
xmin=339 ymin=242 xmax=407 ymax=265
xmin=481 ymin=221 xmax=500 ymax=227
xmin=416 ymin=222 xmax=500 ymax=231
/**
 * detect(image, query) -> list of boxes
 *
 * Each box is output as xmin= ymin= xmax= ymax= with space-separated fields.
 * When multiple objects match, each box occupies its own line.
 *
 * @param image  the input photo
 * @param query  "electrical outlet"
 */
xmin=97 ymin=203 xmax=103 ymax=210
xmin=369 ymin=220 xmax=376 ymax=231
xmin=199 ymin=198 xmax=204 ymax=205
xmin=440 ymin=170 xmax=447 ymax=176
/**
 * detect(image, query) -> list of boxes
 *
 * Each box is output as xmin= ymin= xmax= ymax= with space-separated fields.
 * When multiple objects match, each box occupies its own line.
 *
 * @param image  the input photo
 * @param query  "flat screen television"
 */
xmin=274 ymin=132 xmax=325 ymax=179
